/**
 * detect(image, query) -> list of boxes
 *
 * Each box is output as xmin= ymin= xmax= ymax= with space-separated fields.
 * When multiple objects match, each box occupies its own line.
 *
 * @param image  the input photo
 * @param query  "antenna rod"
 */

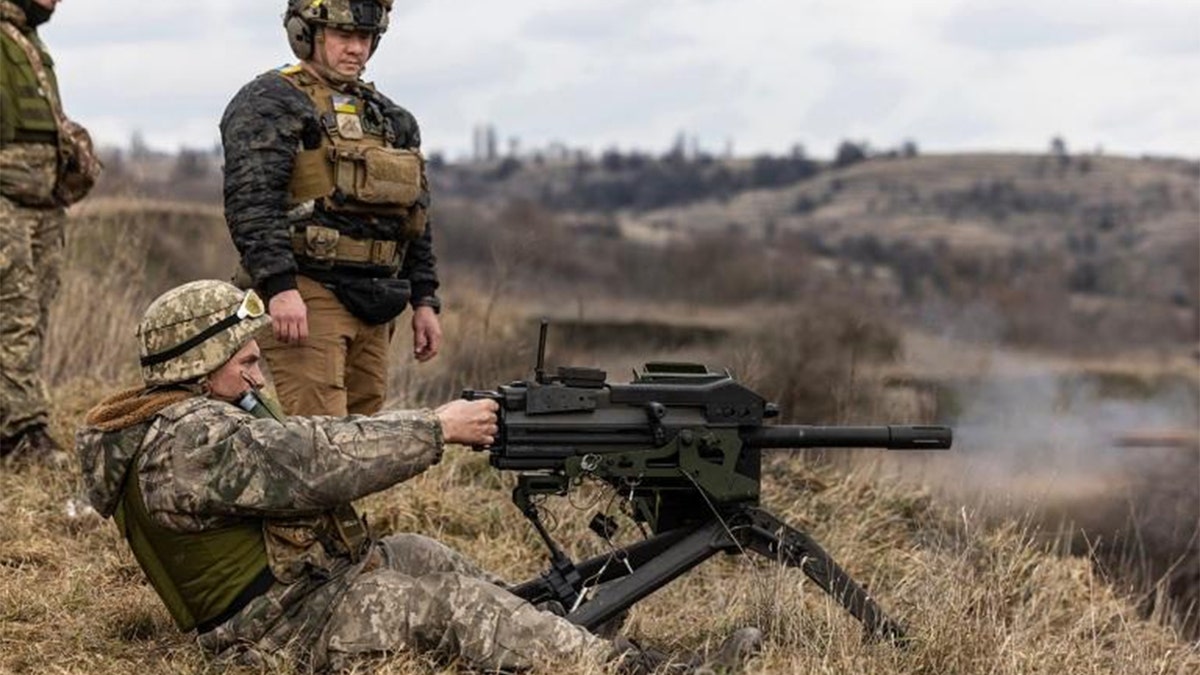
xmin=535 ymin=318 xmax=549 ymax=384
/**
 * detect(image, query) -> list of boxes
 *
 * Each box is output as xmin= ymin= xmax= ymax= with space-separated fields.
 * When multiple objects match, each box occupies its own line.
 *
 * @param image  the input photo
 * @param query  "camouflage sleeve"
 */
xmin=139 ymin=398 xmax=444 ymax=530
xmin=220 ymin=74 xmax=315 ymax=298
xmin=374 ymin=92 xmax=440 ymax=306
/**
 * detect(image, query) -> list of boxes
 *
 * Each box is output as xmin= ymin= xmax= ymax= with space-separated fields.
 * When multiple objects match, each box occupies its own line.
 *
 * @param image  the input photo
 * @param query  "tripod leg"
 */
xmin=566 ymin=519 xmax=736 ymax=631
xmin=510 ymin=527 xmax=694 ymax=605
xmin=737 ymin=507 xmax=907 ymax=643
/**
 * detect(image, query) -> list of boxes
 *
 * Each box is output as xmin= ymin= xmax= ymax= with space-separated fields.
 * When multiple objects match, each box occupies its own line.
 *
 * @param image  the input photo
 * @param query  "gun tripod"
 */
xmin=511 ymin=502 xmax=908 ymax=644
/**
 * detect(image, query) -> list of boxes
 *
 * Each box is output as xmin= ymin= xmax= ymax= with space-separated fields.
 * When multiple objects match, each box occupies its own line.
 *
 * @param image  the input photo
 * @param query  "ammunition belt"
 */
xmin=291 ymin=224 xmax=400 ymax=270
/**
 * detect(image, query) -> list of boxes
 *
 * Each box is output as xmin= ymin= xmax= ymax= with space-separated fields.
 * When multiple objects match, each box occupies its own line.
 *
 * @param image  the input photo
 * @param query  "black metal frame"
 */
xmin=510 ymin=503 xmax=906 ymax=643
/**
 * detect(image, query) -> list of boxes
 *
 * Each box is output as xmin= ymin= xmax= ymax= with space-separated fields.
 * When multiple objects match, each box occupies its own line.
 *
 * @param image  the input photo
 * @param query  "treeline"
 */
xmin=434 ymin=138 xmax=916 ymax=212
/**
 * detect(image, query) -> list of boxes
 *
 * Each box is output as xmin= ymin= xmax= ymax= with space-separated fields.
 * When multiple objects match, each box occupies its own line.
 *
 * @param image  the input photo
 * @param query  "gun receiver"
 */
xmin=463 ymin=325 xmax=952 ymax=643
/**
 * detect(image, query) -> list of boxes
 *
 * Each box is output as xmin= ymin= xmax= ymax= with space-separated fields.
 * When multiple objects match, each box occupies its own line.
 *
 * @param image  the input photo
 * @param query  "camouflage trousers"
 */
xmin=200 ymin=533 xmax=611 ymax=672
xmin=0 ymin=195 xmax=64 ymax=439
xmin=318 ymin=533 xmax=610 ymax=672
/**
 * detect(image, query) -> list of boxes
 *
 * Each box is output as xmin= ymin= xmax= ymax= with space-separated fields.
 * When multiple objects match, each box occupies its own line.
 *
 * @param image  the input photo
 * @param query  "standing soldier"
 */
xmin=221 ymin=0 xmax=442 ymax=417
xmin=0 ymin=0 xmax=99 ymax=466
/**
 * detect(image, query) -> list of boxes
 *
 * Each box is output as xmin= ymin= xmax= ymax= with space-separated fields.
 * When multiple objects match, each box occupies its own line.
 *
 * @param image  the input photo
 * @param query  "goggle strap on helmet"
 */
xmin=140 ymin=313 xmax=244 ymax=368
xmin=141 ymin=290 xmax=266 ymax=367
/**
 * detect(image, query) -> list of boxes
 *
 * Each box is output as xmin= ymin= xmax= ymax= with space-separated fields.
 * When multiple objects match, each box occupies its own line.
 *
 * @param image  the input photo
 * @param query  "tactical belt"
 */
xmin=291 ymin=225 xmax=399 ymax=269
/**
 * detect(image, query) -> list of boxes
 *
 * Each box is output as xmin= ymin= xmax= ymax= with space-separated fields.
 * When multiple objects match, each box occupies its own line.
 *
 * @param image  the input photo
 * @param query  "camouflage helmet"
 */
xmin=284 ymin=0 xmax=393 ymax=60
xmin=137 ymin=280 xmax=271 ymax=386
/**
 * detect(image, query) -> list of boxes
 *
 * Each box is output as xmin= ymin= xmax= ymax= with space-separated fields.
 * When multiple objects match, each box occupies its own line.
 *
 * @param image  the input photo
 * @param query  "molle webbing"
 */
xmin=274 ymin=66 xmax=423 ymax=218
xmin=0 ymin=20 xmax=58 ymax=145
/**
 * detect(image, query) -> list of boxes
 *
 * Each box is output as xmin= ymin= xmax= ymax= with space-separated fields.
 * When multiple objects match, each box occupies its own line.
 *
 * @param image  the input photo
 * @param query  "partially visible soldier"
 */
xmin=221 ymin=0 xmax=442 ymax=418
xmin=0 ymin=0 xmax=99 ymax=467
xmin=76 ymin=280 xmax=760 ymax=672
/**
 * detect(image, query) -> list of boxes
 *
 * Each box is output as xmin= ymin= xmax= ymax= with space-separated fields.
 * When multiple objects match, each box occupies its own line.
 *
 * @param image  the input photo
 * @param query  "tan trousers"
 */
xmin=259 ymin=275 xmax=391 ymax=417
xmin=0 ymin=196 xmax=64 ymax=438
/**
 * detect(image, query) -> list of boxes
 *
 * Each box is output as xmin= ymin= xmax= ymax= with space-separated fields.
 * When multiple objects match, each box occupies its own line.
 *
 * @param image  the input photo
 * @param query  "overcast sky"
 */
xmin=40 ymin=0 xmax=1200 ymax=160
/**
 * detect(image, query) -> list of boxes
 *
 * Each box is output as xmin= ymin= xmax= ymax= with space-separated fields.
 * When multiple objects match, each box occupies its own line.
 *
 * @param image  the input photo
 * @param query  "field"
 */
xmin=2 ymin=148 xmax=1198 ymax=673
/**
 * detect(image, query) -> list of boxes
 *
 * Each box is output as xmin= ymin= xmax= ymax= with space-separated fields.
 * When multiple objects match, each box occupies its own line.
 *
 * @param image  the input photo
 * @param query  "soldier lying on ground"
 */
xmin=76 ymin=280 xmax=760 ymax=673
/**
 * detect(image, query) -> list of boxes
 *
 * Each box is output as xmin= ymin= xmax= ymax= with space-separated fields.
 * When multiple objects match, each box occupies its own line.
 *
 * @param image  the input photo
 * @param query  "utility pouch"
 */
xmin=331 ymin=146 xmax=422 ymax=207
xmin=304 ymin=225 xmax=340 ymax=262
xmin=330 ymin=276 xmax=411 ymax=325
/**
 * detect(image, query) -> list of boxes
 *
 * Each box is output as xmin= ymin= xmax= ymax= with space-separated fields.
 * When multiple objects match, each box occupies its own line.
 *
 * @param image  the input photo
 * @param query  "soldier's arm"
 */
xmin=143 ymin=402 xmax=444 ymax=524
xmin=219 ymin=74 xmax=314 ymax=300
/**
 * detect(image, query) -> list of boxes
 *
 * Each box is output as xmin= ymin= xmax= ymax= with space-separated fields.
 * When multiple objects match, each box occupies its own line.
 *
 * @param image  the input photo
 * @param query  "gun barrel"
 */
xmin=743 ymin=425 xmax=952 ymax=450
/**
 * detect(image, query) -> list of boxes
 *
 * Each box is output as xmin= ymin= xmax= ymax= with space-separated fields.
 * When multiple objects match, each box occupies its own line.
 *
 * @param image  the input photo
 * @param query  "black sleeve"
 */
xmin=374 ymin=92 xmax=441 ymax=308
xmin=220 ymin=73 xmax=315 ymax=298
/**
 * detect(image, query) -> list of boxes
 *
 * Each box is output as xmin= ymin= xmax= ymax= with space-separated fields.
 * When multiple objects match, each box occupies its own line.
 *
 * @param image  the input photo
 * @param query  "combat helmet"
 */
xmin=284 ymin=0 xmax=393 ymax=60
xmin=137 ymin=280 xmax=271 ymax=386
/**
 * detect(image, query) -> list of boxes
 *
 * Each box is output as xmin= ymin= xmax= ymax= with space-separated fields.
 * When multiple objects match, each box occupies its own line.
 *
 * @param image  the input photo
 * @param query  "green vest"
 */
xmin=0 ymin=20 xmax=58 ymax=146
xmin=114 ymin=399 xmax=280 ymax=633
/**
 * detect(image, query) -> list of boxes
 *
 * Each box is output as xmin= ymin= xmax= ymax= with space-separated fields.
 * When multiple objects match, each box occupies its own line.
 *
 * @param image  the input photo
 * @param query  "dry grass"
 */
xmin=1 ymin=199 xmax=1196 ymax=673
xmin=3 ymin=429 xmax=1196 ymax=674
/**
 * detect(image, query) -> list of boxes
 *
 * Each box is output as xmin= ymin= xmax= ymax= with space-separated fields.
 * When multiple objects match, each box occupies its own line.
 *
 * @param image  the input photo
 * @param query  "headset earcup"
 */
xmin=284 ymin=16 xmax=314 ymax=60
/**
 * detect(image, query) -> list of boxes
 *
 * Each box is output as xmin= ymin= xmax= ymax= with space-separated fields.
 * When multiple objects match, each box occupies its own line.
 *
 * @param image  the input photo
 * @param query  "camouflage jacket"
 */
xmin=220 ymin=71 xmax=440 ymax=304
xmin=77 ymin=395 xmax=444 ymax=663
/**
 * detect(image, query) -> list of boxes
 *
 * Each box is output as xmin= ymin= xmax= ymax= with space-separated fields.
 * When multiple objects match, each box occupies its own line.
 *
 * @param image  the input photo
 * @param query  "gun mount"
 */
xmin=463 ymin=320 xmax=952 ymax=642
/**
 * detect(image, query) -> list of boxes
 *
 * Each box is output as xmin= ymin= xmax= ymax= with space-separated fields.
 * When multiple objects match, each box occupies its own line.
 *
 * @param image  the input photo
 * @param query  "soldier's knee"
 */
xmin=380 ymin=534 xmax=469 ymax=575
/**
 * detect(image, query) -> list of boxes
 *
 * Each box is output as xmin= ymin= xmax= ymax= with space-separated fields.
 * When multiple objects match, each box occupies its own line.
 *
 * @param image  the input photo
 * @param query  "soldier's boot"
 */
xmin=610 ymin=628 xmax=762 ymax=675
xmin=1 ymin=425 xmax=69 ymax=469
xmin=695 ymin=627 xmax=764 ymax=675
xmin=609 ymin=636 xmax=696 ymax=674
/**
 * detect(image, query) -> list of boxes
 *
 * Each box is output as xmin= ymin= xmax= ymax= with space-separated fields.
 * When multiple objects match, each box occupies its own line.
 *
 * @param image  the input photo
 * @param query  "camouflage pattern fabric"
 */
xmin=317 ymin=534 xmax=610 ymax=672
xmin=0 ymin=143 xmax=57 ymax=205
xmin=290 ymin=0 xmax=393 ymax=32
xmin=0 ymin=190 xmax=63 ymax=439
xmin=220 ymin=70 xmax=439 ymax=304
xmin=77 ymin=395 xmax=612 ymax=671
xmin=136 ymin=280 xmax=272 ymax=386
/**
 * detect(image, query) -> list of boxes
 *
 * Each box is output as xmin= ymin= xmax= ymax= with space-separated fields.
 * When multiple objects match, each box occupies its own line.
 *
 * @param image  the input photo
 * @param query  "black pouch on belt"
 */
xmin=330 ymin=277 xmax=412 ymax=325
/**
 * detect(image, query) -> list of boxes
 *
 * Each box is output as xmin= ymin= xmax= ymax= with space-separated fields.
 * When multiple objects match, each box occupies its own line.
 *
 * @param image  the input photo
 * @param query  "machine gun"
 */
xmin=463 ymin=321 xmax=952 ymax=643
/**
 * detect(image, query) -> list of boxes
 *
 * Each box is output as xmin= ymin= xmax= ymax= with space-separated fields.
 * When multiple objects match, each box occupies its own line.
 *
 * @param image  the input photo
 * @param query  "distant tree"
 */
xmin=601 ymin=147 xmax=624 ymax=172
xmin=901 ymin=139 xmax=919 ymax=158
xmin=834 ymin=140 xmax=869 ymax=168
xmin=172 ymin=148 xmax=208 ymax=180
xmin=490 ymin=157 xmax=522 ymax=181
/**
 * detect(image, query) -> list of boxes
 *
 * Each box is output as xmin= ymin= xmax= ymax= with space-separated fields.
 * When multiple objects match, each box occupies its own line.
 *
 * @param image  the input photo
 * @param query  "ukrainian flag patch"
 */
xmin=332 ymin=94 xmax=358 ymax=115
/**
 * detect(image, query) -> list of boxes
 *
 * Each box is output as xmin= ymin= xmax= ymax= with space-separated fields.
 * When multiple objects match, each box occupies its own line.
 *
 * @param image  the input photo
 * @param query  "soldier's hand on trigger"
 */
xmin=269 ymin=289 xmax=309 ymax=344
xmin=435 ymin=398 xmax=499 ymax=447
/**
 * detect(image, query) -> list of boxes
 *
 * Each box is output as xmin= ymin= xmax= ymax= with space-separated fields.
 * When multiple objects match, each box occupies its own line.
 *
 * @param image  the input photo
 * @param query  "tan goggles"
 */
xmin=235 ymin=289 xmax=266 ymax=320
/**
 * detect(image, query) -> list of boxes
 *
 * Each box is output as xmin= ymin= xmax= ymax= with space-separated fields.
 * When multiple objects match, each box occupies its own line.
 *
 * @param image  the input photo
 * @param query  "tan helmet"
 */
xmin=284 ymin=0 xmax=393 ymax=60
xmin=137 ymin=280 xmax=271 ymax=386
